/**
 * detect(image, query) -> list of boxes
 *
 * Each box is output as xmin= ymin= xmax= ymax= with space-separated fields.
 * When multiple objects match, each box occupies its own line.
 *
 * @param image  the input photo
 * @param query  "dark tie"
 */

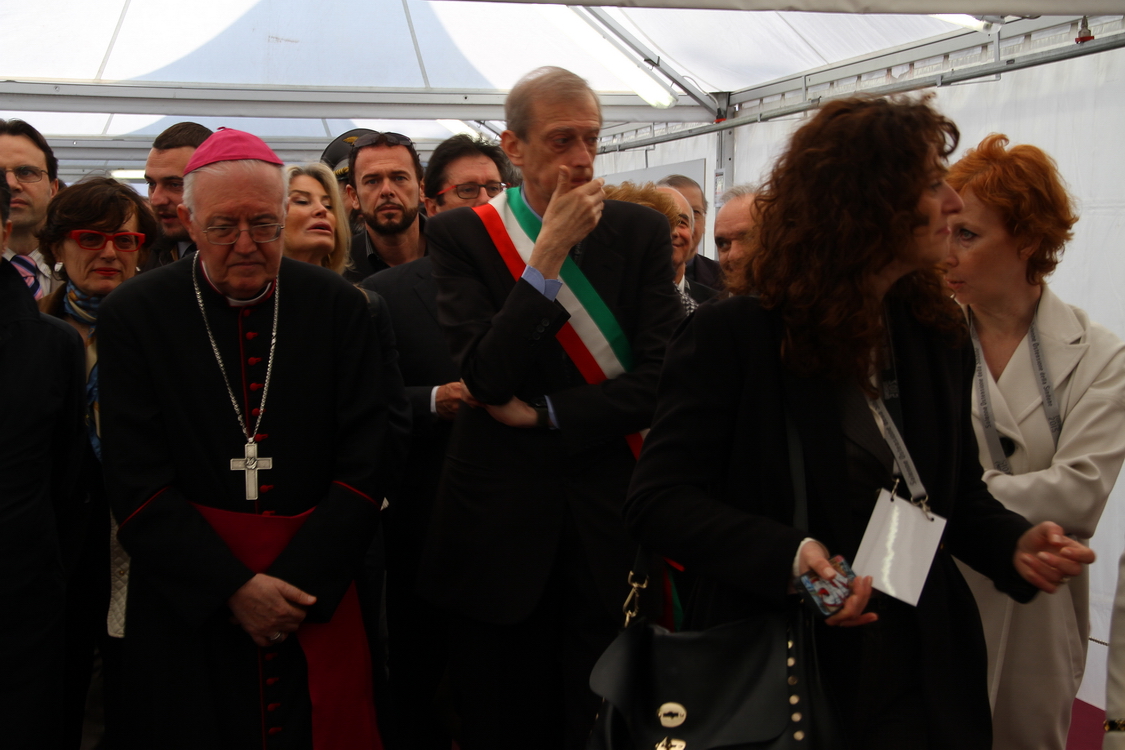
xmin=9 ymin=254 xmax=43 ymax=300
xmin=677 ymin=285 xmax=697 ymax=315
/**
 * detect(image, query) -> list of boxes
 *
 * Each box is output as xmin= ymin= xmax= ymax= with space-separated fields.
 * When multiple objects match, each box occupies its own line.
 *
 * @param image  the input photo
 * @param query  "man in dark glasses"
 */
xmin=343 ymin=131 xmax=427 ymax=282
xmin=421 ymin=134 xmax=514 ymax=216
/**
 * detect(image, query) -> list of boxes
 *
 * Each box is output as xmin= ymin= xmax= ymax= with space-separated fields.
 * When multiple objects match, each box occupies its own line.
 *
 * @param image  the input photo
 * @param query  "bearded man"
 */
xmin=99 ymin=128 xmax=390 ymax=749
xmin=343 ymin=131 xmax=426 ymax=282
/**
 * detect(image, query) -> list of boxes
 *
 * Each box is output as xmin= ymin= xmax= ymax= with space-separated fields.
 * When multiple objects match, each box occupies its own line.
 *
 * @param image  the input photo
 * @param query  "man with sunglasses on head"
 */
xmin=359 ymin=132 xmax=515 ymax=748
xmin=343 ymin=131 xmax=428 ymax=282
xmin=97 ymin=128 xmax=393 ymax=749
xmin=0 ymin=119 xmax=59 ymax=299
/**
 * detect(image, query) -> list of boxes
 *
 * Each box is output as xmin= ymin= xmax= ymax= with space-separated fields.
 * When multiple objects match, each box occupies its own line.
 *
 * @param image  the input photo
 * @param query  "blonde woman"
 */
xmin=282 ymin=163 xmax=351 ymax=275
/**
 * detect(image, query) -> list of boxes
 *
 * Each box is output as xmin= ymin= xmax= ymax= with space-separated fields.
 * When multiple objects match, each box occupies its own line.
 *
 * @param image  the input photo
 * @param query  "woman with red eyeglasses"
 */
xmin=37 ymin=175 xmax=158 ymax=750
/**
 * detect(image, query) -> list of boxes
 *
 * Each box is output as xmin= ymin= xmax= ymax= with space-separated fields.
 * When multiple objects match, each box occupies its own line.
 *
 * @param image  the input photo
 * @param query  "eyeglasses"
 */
xmin=203 ymin=223 xmax=284 ymax=245
xmin=351 ymin=132 xmax=415 ymax=151
xmin=3 ymin=166 xmax=47 ymax=184
xmin=68 ymin=229 xmax=145 ymax=252
xmin=437 ymin=182 xmax=509 ymax=200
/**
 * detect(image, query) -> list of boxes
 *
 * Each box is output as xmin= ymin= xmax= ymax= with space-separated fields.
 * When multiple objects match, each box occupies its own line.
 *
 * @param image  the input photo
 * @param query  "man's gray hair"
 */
xmin=506 ymin=67 xmax=601 ymax=141
xmin=720 ymin=183 xmax=759 ymax=206
xmin=658 ymin=174 xmax=708 ymax=214
xmin=182 ymin=159 xmax=286 ymax=216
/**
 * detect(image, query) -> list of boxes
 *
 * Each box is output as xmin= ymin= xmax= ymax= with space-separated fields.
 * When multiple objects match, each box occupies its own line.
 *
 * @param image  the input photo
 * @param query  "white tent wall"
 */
xmin=597 ymin=133 xmax=716 ymax=256
xmin=623 ymin=44 xmax=1125 ymax=708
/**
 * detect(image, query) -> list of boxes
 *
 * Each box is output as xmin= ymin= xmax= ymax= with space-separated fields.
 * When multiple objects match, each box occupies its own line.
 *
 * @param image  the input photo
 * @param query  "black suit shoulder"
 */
xmin=360 ymin=255 xmax=432 ymax=294
xmin=688 ymin=254 xmax=723 ymax=290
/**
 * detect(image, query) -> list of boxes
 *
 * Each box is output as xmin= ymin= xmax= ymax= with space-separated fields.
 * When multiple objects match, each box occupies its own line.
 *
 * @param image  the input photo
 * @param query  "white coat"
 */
xmin=955 ymin=284 xmax=1125 ymax=750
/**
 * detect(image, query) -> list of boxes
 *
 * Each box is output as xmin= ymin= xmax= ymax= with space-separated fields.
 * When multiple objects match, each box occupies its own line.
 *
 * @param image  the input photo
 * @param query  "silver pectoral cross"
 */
xmin=231 ymin=441 xmax=273 ymax=501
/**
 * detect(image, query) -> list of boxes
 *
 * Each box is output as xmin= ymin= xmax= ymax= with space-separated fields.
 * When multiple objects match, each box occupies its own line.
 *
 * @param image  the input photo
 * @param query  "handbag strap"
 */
xmin=624 ymin=411 xmax=810 ymax=627
xmin=785 ymin=413 xmax=808 ymax=533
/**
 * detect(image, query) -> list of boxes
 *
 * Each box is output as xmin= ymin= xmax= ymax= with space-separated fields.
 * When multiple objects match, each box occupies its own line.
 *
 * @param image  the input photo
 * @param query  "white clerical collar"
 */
xmin=199 ymin=257 xmax=275 ymax=307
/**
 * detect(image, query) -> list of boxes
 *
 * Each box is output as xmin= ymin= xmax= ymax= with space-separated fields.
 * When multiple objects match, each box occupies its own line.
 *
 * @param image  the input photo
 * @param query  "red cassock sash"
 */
xmin=192 ymin=504 xmax=382 ymax=750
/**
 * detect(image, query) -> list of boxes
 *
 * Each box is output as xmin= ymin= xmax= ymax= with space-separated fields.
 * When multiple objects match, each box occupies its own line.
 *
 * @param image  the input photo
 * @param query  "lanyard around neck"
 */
xmin=968 ymin=306 xmax=1061 ymax=474
xmin=870 ymin=313 xmax=929 ymax=509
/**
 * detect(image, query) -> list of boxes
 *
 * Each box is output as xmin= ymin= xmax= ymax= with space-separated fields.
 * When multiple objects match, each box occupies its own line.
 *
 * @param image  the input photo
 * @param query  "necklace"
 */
xmin=192 ymin=258 xmax=279 ymax=501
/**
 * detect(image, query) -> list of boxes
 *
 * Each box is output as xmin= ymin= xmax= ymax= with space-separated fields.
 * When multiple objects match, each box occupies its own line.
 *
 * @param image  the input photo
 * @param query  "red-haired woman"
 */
xmin=944 ymin=134 xmax=1125 ymax=750
xmin=625 ymin=98 xmax=1095 ymax=750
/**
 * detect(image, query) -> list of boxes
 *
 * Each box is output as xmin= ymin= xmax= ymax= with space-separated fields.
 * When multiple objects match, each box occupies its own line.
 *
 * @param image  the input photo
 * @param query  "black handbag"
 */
xmin=587 ymin=417 xmax=844 ymax=750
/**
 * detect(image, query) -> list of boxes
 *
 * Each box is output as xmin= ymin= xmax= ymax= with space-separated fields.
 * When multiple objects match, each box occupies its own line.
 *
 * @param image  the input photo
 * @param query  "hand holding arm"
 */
xmin=228 ymin=573 xmax=317 ymax=647
xmin=527 ymin=167 xmax=605 ymax=279
xmin=434 ymin=381 xmax=465 ymax=420
xmin=459 ymin=380 xmax=537 ymax=428
xmin=1013 ymin=521 xmax=1096 ymax=593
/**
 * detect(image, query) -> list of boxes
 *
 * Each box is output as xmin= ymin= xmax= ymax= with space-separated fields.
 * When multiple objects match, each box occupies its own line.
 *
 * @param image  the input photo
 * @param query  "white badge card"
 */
xmin=852 ymin=488 xmax=947 ymax=607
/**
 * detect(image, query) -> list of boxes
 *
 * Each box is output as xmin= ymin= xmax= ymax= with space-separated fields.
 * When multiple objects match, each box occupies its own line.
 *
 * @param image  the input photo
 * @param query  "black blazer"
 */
xmin=0 ymin=259 xmax=86 ymax=743
xmin=361 ymin=257 xmax=458 ymax=574
xmin=686 ymin=278 xmax=718 ymax=305
xmin=686 ymin=253 xmax=722 ymax=290
xmin=362 ymin=257 xmax=458 ymax=432
xmin=418 ymin=200 xmax=684 ymax=624
xmin=625 ymin=295 xmax=1037 ymax=749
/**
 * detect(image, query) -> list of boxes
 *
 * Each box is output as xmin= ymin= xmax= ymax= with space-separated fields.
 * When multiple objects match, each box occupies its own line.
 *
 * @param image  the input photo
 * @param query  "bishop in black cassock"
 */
xmin=98 ymin=130 xmax=390 ymax=750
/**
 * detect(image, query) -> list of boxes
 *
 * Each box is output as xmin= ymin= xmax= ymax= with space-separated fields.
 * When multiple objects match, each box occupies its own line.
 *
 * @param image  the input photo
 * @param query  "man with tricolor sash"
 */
xmin=418 ymin=66 xmax=683 ymax=749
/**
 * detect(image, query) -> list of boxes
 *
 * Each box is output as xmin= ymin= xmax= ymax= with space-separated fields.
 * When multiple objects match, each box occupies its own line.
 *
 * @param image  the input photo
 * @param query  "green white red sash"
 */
xmin=472 ymin=187 xmax=644 ymax=459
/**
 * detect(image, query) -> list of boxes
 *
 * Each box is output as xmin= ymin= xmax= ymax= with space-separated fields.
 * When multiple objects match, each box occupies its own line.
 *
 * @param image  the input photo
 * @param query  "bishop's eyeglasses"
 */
xmin=202 ymin=223 xmax=284 ymax=245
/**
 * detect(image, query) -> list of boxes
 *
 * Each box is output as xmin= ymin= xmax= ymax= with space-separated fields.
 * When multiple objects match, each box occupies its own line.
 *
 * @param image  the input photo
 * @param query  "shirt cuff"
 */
xmin=430 ymin=385 xmax=439 ymax=414
xmin=521 ymin=266 xmax=562 ymax=301
xmin=792 ymin=538 xmax=827 ymax=579
xmin=544 ymin=395 xmax=559 ymax=430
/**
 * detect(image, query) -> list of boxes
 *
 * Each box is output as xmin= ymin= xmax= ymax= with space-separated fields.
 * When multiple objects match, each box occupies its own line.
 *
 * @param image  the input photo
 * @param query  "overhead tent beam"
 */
xmin=486 ymin=1 xmax=1123 ymax=13
xmin=48 ymin=135 xmax=455 ymax=181
xmin=0 ymin=82 xmax=712 ymax=124
xmin=728 ymin=14 xmax=1089 ymax=106
xmin=575 ymin=6 xmax=722 ymax=116
xmin=599 ymin=15 xmax=1125 ymax=153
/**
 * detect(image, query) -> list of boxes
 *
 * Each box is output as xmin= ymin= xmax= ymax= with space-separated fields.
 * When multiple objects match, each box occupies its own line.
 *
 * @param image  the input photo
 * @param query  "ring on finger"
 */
xmin=268 ymin=631 xmax=284 ymax=643
xmin=1059 ymin=576 xmax=1072 ymax=584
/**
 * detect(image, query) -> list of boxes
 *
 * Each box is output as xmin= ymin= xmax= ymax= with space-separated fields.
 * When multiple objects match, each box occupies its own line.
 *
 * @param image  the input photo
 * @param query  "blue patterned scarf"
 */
xmin=64 ymin=282 xmax=104 ymax=461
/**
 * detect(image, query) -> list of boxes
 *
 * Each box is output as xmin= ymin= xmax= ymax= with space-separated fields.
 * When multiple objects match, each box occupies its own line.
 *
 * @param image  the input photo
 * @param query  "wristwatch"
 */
xmin=532 ymin=398 xmax=550 ymax=430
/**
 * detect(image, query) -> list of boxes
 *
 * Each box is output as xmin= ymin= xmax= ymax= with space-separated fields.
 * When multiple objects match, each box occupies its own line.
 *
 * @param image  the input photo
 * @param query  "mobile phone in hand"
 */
xmin=797 ymin=555 xmax=856 ymax=617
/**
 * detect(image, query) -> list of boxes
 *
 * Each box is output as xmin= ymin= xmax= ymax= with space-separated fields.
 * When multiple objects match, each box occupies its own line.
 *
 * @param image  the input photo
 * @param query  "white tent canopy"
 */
xmin=7 ymin=2 xmax=1120 ymax=180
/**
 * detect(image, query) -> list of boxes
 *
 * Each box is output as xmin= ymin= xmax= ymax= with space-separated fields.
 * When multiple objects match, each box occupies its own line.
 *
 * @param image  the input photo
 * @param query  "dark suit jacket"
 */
xmin=0 ymin=259 xmax=85 ymax=743
xmin=344 ymin=229 xmax=387 ymax=283
xmin=141 ymin=238 xmax=196 ymax=273
xmin=345 ymin=215 xmax=428 ymax=283
xmin=685 ymin=253 xmax=722 ymax=290
xmin=625 ymin=295 xmax=1037 ymax=749
xmin=686 ymin=278 xmax=718 ymax=305
xmin=361 ymin=257 xmax=458 ymax=575
xmin=419 ymin=199 xmax=683 ymax=624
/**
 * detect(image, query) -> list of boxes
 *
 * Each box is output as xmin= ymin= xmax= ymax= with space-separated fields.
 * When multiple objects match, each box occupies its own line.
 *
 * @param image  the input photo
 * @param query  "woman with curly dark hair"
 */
xmin=624 ymin=96 xmax=1093 ymax=749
